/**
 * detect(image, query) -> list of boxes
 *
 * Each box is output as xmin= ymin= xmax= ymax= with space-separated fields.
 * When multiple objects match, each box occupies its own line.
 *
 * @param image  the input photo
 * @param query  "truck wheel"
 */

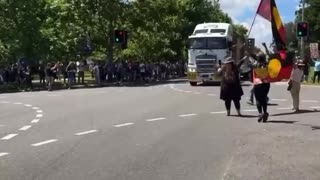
xmin=190 ymin=82 xmax=197 ymax=86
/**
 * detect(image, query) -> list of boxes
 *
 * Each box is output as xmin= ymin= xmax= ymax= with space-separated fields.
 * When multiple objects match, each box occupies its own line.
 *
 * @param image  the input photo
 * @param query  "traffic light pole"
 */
xmin=300 ymin=0 xmax=305 ymax=59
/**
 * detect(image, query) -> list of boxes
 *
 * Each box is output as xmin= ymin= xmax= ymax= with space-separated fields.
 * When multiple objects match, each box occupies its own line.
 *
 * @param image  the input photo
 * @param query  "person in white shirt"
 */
xmin=288 ymin=60 xmax=305 ymax=112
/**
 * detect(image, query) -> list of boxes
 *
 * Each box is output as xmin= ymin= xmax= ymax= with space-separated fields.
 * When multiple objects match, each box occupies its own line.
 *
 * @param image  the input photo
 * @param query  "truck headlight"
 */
xmin=188 ymin=67 xmax=196 ymax=72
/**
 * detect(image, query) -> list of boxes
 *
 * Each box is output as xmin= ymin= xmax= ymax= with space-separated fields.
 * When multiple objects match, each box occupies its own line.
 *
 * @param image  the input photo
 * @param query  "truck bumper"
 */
xmin=187 ymin=72 xmax=222 ymax=82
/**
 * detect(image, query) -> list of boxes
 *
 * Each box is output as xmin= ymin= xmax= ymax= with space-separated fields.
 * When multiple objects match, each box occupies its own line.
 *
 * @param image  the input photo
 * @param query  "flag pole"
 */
xmin=247 ymin=13 xmax=258 ymax=37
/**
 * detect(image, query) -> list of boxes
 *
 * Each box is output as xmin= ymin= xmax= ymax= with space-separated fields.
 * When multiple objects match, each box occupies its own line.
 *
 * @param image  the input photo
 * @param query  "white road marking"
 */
xmin=0 ymin=101 xmax=9 ymax=103
xmin=277 ymin=107 xmax=292 ymax=110
xmin=32 ymin=107 xmax=40 ymax=110
xmin=31 ymin=139 xmax=58 ymax=147
xmin=114 ymin=123 xmax=134 ymax=128
xmin=19 ymin=125 xmax=32 ymax=131
xmin=302 ymin=100 xmax=319 ymax=103
xmin=36 ymin=110 xmax=43 ymax=113
xmin=184 ymin=91 xmax=192 ymax=93
xmin=24 ymin=104 xmax=32 ymax=107
xmin=31 ymin=119 xmax=40 ymax=123
xmin=48 ymin=94 xmax=61 ymax=97
xmin=0 ymin=152 xmax=9 ymax=157
xmin=36 ymin=114 xmax=43 ymax=118
xmin=243 ymin=109 xmax=258 ymax=112
xmin=14 ymin=102 xmax=23 ymax=105
xmin=1 ymin=134 xmax=18 ymax=140
xmin=0 ymin=96 xmax=7 ymax=99
xmin=271 ymin=99 xmax=287 ymax=102
xmin=210 ymin=111 xmax=227 ymax=114
xmin=179 ymin=114 xmax=197 ymax=117
xmin=75 ymin=130 xmax=98 ymax=136
xmin=207 ymin=94 xmax=217 ymax=96
xmin=146 ymin=117 xmax=166 ymax=122
xmin=193 ymin=92 xmax=201 ymax=95
xmin=0 ymin=125 xmax=4 ymax=127
xmin=310 ymin=106 xmax=320 ymax=109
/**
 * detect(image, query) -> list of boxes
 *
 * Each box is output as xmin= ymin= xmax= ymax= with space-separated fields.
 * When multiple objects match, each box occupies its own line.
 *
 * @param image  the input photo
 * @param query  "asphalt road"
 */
xmin=1 ymin=80 xmax=320 ymax=180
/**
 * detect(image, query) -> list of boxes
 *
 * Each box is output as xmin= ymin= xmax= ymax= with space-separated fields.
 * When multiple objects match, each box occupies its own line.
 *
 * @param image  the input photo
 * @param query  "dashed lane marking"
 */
xmin=36 ymin=110 xmax=43 ymax=113
xmin=207 ymin=94 xmax=217 ymax=96
xmin=0 ymin=101 xmax=9 ymax=103
xmin=243 ymin=109 xmax=258 ymax=112
xmin=75 ymin=130 xmax=98 ymax=136
xmin=19 ymin=126 xmax=32 ymax=131
xmin=210 ymin=111 xmax=227 ymax=114
xmin=1 ymin=134 xmax=18 ymax=140
xmin=14 ymin=102 xmax=23 ymax=105
xmin=310 ymin=106 xmax=320 ymax=109
xmin=0 ymin=152 xmax=9 ymax=157
xmin=193 ymin=92 xmax=201 ymax=95
xmin=277 ymin=107 xmax=292 ymax=110
xmin=31 ymin=139 xmax=58 ymax=147
xmin=31 ymin=119 xmax=40 ymax=123
xmin=24 ymin=104 xmax=32 ymax=107
xmin=271 ymin=99 xmax=287 ymax=102
xmin=36 ymin=114 xmax=43 ymax=118
xmin=302 ymin=100 xmax=319 ymax=103
xmin=179 ymin=114 xmax=197 ymax=117
xmin=146 ymin=117 xmax=166 ymax=122
xmin=184 ymin=91 xmax=192 ymax=93
xmin=32 ymin=107 xmax=40 ymax=110
xmin=114 ymin=123 xmax=134 ymax=128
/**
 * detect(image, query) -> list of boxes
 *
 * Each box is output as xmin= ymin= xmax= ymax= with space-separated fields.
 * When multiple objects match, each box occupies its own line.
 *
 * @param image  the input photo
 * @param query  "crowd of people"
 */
xmin=0 ymin=60 xmax=186 ymax=91
xmin=218 ymin=43 xmax=312 ymax=123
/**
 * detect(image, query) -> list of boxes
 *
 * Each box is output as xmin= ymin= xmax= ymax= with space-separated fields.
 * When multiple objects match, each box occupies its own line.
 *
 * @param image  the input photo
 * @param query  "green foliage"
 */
xmin=296 ymin=0 xmax=320 ymax=41
xmin=0 ymin=0 xmax=248 ymax=65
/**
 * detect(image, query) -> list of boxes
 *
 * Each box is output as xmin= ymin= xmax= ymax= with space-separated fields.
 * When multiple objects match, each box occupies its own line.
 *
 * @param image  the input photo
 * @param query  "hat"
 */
xmin=223 ymin=57 xmax=234 ymax=64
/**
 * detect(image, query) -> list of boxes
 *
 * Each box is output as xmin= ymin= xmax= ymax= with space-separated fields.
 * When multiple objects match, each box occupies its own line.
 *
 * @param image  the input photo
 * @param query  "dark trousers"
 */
xmin=225 ymin=99 xmax=241 ymax=111
xmin=78 ymin=71 xmax=84 ymax=84
xmin=313 ymin=71 xmax=320 ymax=83
xmin=254 ymin=83 xmax=270 ymax=114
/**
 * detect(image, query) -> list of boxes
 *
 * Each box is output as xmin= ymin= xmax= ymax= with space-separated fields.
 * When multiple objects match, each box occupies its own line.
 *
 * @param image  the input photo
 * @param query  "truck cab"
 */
xmin=187 ymin=23 xmax=233 ymax=86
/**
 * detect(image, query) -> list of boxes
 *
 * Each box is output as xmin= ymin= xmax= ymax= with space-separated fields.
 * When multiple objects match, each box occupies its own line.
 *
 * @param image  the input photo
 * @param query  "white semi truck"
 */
xmin=187 ymin=23 xmax=233 ymax=86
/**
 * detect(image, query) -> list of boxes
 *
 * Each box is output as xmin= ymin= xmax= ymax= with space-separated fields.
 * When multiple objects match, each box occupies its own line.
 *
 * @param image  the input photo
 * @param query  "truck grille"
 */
xmin=195 ymin=55 xmax=217 ymax=73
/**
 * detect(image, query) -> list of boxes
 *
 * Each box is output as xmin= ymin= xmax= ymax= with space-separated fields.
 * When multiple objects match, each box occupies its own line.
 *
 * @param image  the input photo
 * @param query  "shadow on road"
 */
xmin=271 ymin=109 xmax=319 ymax=117
xmin=229 ymin=114 xmax=257 ymax=118
xmin=267 ymin=120 xmax=298 ymax=124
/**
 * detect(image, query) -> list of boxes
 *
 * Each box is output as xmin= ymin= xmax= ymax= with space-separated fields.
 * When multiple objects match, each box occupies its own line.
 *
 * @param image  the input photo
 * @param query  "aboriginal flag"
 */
xmin=257 ymin=0 xmax=286 ymax=50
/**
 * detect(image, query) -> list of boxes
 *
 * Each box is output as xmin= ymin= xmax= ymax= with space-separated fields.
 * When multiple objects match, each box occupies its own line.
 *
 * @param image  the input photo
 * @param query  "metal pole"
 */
xmin=300 ymin=0 xmax=305 ymax=59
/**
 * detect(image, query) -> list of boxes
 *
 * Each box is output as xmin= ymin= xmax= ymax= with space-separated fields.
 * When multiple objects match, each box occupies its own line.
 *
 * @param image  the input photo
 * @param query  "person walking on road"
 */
xmin=288 ymin=60 xmax=305 ymax=112
xmin=219 ymin=56 xmax=244 ymax=116
xmin=251 ymin=53 xmax=270 ymax=123
xmin=312 ymin=58 xmax=320 ymax=83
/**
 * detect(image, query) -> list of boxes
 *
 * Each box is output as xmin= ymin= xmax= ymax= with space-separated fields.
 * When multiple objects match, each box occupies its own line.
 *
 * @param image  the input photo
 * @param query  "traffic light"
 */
xmin=246 ymin=38 xmax=255 ymax=49
xmin=114 ymin=30 xmax=125 ymax=43
xmin=296 ymin=22 xmax=309 ymax=38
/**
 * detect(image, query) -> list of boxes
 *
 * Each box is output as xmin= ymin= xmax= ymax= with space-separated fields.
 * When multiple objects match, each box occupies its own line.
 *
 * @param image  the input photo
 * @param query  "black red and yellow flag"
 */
xmin=253 ymin=0 xmax=292 ymax=83
xmin=257 ymin=0 xmax=286 ymax=50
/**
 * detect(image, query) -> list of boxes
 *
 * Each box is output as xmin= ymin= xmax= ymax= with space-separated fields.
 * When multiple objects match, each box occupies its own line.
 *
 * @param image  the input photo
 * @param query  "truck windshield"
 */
xmin=189 ymin=37 xmax=227 ymax=49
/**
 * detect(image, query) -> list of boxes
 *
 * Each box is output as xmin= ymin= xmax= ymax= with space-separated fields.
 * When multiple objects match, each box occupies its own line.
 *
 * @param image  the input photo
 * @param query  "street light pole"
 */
xmin=300 ymin=0 xmax=305 ymax=59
